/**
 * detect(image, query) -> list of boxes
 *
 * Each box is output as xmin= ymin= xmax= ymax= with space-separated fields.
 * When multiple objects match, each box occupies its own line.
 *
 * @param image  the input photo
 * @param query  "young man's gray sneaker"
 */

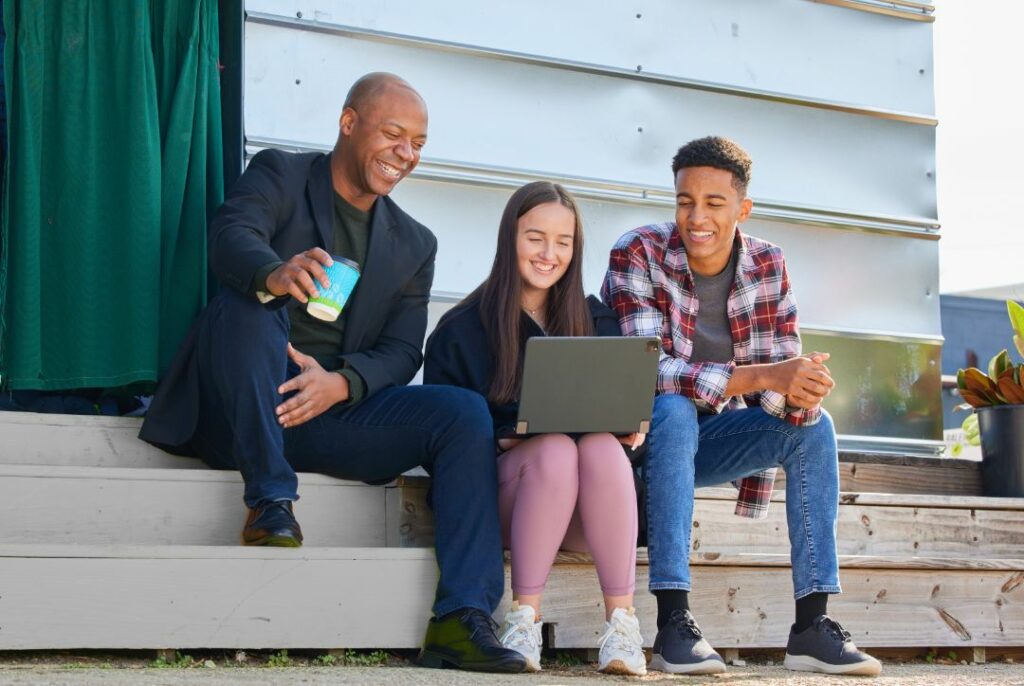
xmin=648 ymin=609 xmax=726 ymax=674
xmin=784 ymin=615 xmax=882 ymax=676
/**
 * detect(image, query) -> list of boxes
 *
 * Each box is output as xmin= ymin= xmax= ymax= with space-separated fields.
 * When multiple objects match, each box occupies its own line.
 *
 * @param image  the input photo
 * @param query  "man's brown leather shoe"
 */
xmin=242 ymin=500 xmax=303 ymax=547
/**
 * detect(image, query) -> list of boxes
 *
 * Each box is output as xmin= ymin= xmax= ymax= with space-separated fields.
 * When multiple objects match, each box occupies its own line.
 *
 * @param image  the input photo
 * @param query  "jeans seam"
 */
xmin=649 ymin=581 xmax=692 ymax=592
xmin=698 ymin=419 xmax=827 ymax=592
xmin=796 ymin=436 xmax=820 ymax=589
xmin=794 ymin=584 xmax=842 ymax=600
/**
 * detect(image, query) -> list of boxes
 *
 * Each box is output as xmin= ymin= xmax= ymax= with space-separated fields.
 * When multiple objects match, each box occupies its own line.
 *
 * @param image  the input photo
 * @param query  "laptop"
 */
xmin=515 ymin=336 xmax=661 ymax=435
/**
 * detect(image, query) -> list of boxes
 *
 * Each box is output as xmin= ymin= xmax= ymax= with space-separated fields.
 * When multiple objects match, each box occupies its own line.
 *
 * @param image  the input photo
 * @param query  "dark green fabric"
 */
xmin=287 ymin=192 xmax=370 ymax=374
xmin=0 ymin=0 xmax=223 ymax=390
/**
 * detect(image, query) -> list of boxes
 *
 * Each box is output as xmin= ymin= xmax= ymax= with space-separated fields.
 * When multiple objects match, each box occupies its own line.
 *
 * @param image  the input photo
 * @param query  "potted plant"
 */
xmin=956 ymin=300 xmax=1024 ymax=497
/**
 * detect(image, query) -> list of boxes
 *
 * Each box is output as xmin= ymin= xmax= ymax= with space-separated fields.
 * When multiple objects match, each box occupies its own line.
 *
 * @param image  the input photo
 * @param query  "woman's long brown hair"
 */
xmin=468 ymin=181 xmax=593 ymax=405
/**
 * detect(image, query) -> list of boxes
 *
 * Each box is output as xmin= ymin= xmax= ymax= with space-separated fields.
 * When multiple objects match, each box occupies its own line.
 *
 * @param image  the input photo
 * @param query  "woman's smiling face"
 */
xmin=516 ymin=201 xmax=576 ymax=298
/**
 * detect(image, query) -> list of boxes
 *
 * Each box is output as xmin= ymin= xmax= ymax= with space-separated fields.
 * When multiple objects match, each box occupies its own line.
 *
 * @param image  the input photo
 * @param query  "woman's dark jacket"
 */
xmin=424 ymin=295 xmax=622 ymax=438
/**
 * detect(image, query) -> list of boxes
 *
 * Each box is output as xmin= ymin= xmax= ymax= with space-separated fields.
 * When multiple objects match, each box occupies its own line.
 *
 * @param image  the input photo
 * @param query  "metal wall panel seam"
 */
xmin=834 ymin=436 xmax=944 ymax=456
xmin=811 ymin=0 xmax=935 ymax=22
xmin=429 ymin=290 xmax=943 ymax=345
xmin=802 ymin=325 xmax=943 ymax=345
xmin=245 ymin=138 xmax=940 ymax=239
xmin=244 ymin=11 xmax=937 ymax=126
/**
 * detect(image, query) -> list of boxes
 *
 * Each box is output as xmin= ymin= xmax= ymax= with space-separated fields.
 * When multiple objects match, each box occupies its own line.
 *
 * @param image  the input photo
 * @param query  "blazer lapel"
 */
xmin=307 ymin=154 xmax=334 ymax=251
xmin=342 ymin=196 xmax=396 ymax=352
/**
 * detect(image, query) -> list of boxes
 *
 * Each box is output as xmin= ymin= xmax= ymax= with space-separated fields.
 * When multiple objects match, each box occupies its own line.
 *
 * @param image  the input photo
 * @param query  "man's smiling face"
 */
xmin=674 ymin=165 xmax=752 ymax=277
xmin=337 ymin=83 xmax=428 ymax=207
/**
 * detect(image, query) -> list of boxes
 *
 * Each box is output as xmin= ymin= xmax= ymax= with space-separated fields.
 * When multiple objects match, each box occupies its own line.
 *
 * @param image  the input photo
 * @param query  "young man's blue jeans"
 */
xmin=645 ymin=394 xmax=841 ymax=599
xmin=186 ymin=287 xmax=505 ymax=619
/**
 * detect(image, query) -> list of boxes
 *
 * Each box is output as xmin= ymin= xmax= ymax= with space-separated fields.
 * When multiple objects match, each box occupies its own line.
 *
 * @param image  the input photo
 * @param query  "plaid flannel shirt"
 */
xmin=601 ymin=223 xmax=821 ymax=520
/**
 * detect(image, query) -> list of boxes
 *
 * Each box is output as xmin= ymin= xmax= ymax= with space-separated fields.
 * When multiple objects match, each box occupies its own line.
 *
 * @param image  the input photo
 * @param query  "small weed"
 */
xmin=342 ymin=649 xmax=389 ymax=666
xmin=63 ymin=662 xmax=114 ymax=670
xmin=315 ymin=653 xmax=338 ymax=666
xmin=267 ymin=650 xmax=292 ymax=668
xmin=552 ymin=651 xmax=584 ymax=667
xmin=948 ymin=650 xmax=959 ymax=661
xmin=149 ymin=652 xmax=195 ymax=669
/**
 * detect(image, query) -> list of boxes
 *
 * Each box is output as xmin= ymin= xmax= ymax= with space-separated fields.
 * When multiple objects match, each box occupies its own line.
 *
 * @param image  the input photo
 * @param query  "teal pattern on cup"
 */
xmin=306 ymin=256 xmax=361 ymax=322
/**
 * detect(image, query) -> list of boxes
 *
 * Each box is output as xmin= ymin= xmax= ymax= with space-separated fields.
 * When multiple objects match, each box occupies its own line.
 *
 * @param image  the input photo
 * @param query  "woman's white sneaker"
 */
xmin=497 ymin=602 xmax=543 ymax=672
xmin=598 ymin=607 xmax=647 ymax=676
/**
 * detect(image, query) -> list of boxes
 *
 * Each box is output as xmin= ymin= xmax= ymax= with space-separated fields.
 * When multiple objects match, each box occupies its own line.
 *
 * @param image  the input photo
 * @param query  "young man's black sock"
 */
xmin=654 ymin=590 xmax=690 ymax=630
xmin=794 ymin=592 xmax=828 ymax=633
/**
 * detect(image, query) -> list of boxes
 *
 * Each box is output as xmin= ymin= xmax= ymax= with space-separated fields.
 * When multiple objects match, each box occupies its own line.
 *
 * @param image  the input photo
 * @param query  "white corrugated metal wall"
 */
xmin=242 ymin=0 xmax=943 ymax=452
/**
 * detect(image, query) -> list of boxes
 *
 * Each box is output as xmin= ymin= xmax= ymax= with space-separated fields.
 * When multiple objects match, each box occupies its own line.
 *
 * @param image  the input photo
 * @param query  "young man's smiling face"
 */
xmin=674 ymin=165 xmax=753 ymax=277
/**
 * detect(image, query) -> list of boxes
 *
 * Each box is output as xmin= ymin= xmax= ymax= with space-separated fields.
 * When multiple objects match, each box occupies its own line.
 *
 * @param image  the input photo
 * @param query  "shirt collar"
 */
xmin=666 ymin=224 xmax=757 ymax=278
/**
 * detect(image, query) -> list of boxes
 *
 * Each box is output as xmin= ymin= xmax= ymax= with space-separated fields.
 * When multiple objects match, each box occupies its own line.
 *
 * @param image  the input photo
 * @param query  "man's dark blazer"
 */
xmin=139 ymin=148 xmax=437 ymax=451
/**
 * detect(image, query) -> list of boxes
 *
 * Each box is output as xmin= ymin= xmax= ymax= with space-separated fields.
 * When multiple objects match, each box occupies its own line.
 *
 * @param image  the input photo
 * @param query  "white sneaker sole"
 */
xmin=648 ymin=653 xmax=727 ymax=674
xmin=784 ymin=653 xmax=882 ymax=676
xmin=599 ymin=658 xmax=647 ymax=676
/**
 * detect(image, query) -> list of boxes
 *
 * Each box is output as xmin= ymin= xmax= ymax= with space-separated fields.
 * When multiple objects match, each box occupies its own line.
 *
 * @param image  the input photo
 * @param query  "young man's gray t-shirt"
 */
xmin=689 ymin=246 xmax=738 ymax=365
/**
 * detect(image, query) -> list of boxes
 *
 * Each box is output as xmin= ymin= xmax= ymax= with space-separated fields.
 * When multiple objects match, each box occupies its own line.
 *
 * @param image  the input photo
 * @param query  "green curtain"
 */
xmin=0 ymin=0 xmax=223 ymax=391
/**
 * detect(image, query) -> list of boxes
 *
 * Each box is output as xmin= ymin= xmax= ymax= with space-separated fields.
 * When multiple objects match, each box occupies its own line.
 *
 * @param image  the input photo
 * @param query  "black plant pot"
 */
xmin=978 ymin=405 xmax=1024 ymax=497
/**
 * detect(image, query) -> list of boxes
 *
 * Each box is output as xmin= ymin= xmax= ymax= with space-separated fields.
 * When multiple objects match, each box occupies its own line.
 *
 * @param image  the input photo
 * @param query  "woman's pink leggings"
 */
xmin=498 ymin=432 xmax=638 ymax=597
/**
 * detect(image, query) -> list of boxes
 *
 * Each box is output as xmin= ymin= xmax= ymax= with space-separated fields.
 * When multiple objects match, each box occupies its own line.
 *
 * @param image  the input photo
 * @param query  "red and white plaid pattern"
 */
xmin=601 ymin=223 xmax=821 ymax=519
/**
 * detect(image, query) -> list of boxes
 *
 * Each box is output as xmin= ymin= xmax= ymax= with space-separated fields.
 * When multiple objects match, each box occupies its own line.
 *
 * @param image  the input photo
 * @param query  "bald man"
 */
xmin=141 ymin=73 xmax=526 ymax=673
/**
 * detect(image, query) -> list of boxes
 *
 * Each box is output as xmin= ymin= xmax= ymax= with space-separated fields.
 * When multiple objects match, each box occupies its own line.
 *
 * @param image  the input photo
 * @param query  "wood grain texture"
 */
xmin=0 ymin=547 xmax=438 ymax=650
xmin=510 ymin=564 xmax=1024 ymax=648
xmin=0 ymin=465 xmax=388 ymax=547
xmin=0 ymin=410 xmax=983 ymax=496
xmin=541 ymin=551 xmax=1024 ymax=571
xmin=776 ymin=460 xmax=983 ymax=497
xmin=2 ymin=546 xmax=1021 ymax=650
xmin=395 ymin=480 xmax=1024 ymax=558
xmin=0 ymin=412 xmax=192 ymax=469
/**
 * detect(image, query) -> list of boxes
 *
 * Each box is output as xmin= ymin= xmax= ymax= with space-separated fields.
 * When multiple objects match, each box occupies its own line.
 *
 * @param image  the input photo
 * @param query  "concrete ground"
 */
xmin=0 ymin=662 xmax=1021 ymax=686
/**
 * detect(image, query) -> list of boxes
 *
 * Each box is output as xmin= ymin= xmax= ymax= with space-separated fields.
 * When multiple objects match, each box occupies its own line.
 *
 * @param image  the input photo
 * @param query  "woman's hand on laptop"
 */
xmin=618 ymin=433 xmax=646 ymax=451
xmin=497 ymin=438 xmax=524 ymax=453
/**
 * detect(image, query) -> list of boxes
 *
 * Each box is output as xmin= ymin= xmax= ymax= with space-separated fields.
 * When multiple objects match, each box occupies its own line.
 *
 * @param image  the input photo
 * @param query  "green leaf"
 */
xmin=1016 ymin=334 xmax=1024 ymax=360
xmin=1008 ymin=300 xmax=1024 ymax=344
xmin=989 ymin=350 xmax=1012 ymax=381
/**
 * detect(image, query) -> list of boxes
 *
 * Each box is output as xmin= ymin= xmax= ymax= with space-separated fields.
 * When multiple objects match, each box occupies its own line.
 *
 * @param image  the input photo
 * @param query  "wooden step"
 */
xmin=777 ymin=451 xmax=983 ymax=497
xmin=1 ymin=544 xmax=1020 ymax=650
xmin=527 ymin=552 xmax=1024 ymax=649
xmin=4 ymin=462 xmax=1017 ymax=557
xmin=0 ymin=412 xmax=198 ymax=469
xmin=395 ymin=479 xmax=1024 ymax=559
xmin=0 ymin=465 xmax=393 ymax=547
xmin=0 ymin=545 xmax=436 ymax=650
xmin=0 ymin=412 xmax=984 ymax=497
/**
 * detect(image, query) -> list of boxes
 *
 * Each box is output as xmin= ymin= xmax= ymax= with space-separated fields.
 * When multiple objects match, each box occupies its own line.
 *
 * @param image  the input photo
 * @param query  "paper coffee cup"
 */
xmin=306 ymin=257 xmax=361 ymax=322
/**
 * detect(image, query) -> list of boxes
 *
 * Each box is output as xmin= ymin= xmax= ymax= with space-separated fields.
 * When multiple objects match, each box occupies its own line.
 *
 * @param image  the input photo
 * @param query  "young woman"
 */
xmin=424 ymin=181 xmax=646 ymax=676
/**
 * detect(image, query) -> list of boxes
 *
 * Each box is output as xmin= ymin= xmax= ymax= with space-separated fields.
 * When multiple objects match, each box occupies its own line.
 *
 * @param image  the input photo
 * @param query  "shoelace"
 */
xmin=600 ymin=616 xmax=643 ymax=655
xmin=461 ymin=609 xmax=500 ymax=642
xmin=817 ymin=616 xmax=852 ymax=643
xmin=668 ymin=609 xmax=704 ymax=640
xmin=502 ymin=616 xmax=541 ymax=651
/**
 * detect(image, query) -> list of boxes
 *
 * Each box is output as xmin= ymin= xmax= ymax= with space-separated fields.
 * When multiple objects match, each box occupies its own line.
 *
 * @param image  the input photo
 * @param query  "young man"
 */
xmin=141 ymin=73 xmax=526 ymax=674
xmin=601 ymin=136 xmax=880 ymax=676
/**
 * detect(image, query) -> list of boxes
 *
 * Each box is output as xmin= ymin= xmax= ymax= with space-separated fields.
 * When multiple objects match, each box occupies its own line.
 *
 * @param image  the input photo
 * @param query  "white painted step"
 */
xmin=0 ymin=413 xmax=430 ymax=480
xmin=1 ymin=545 xmax=1021 ymax=650
xmin=0 ymin=545 xmax=436 ymax=650
xmin=0 ymin=412 xmax=197 ymax=469
xmin=0 ymin=464 xmax=392 ymax=547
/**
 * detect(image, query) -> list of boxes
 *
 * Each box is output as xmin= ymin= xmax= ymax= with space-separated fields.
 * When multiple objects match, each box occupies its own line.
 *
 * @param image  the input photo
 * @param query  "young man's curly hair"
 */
xmin=671 ymin=136 xmax=752 ymax=196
